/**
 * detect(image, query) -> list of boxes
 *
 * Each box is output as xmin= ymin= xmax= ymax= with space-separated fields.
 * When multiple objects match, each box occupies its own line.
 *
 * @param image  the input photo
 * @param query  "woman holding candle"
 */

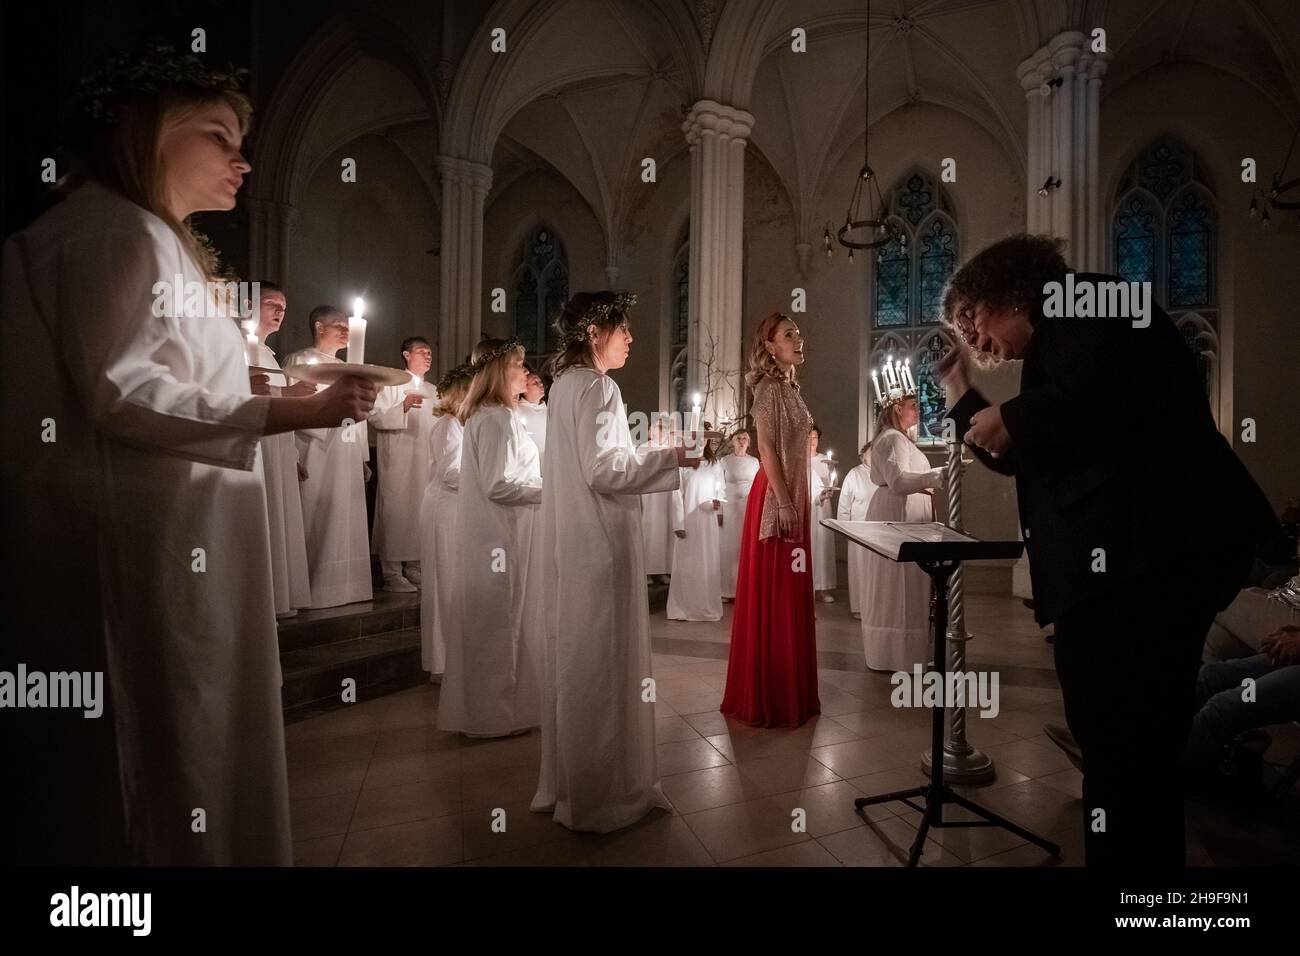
xmin=437 ymin=337 xmax=543 ymax=737
xmin=667 ymin=426 xmax=727 ymax=622
xmin=419 ymin=361 xmax=473 ymax=679
xmin=720 ymin=311 xmax=820 ymax=728
xmin=638 ymin=415 xmax=677 ymax=584
xmin=516 ymin=365 xmax=548 ymax=456
xmin=531 ymin=291 xmax=699 ymax=832
xmin=860 ymin=364 xmax=945 ymax=671
xmin=0 ymin=54 xmax=376 ymax=864
xmin=719 ymin=430 xmax=759 ymax=602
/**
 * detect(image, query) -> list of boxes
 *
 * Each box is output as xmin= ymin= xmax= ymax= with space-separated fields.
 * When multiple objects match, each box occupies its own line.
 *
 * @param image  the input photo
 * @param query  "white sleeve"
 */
xmin=873 ymin=432 xmax=943 ymax=495
xmin=577 ymin=375 xmax=680 ymax=496
xmin=836 ymin=470 xmax=858 ymax=521
xmin=476 ymin=413 xmax=542 ymax=506
xmin=46 ymin=227 xmax=268 ymax=469
xmin=369 ymin=384 xmax=408 ymax=430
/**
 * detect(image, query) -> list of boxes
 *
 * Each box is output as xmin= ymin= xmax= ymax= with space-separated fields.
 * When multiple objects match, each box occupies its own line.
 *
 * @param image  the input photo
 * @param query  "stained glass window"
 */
xmin=1114 ymin=194 xmax=1158 ymax=286
xmin=918 ymin=214 xmax=956 ymax=323
xmin=868 ymin=171 xmax=957 ymax=446
xmin=671 ymin=242 xmax=690 ymax=416
xmin=914 ymin=332 xmax=951 ymax=443
xmin=512 ymin=226 xmax=567 ymax=365
xmin=874 ymin=229 xmax=909 ymax=328
xmin=514 ymin=271 xmax=538 ymax=355
xmin=1111 ymin=138 xmax=1219 ymax=414
xmin=1167 ymin=188 xmax=1213 ymax=309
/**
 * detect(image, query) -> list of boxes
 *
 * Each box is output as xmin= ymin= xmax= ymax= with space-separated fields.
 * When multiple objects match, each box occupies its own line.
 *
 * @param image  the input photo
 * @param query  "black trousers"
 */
xmin=1052 ymin=573 xmax=1213 ymax=867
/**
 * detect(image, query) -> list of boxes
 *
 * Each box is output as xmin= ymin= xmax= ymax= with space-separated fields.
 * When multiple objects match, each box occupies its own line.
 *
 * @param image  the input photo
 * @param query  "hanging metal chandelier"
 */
xmin=825 ymin=0 xmax=902 ymax=261
xmin=1248 ymin=116 xmax=1300 ymax=227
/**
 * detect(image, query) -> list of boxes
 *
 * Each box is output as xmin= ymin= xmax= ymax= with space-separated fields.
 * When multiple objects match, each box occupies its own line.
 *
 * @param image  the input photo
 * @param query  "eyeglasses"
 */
xmin=953 ymin=304 xmax=983 ymax=346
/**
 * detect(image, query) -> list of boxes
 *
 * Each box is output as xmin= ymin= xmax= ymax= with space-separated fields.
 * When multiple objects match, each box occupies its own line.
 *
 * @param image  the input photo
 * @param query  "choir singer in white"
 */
xmin=719 ymin=430 xmax=759 ymax=602
xmin=532 ymin=291 xmax=700 ymax=832
xmin=369 ymin=336 xmax=437 ymax=592
xmin=437 ymin=338 xmax=543 ymax=738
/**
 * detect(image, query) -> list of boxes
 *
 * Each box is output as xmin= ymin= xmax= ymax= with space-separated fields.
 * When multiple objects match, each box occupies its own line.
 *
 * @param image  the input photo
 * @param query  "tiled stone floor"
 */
xmin=286 ymin=573 xmax=1300 ymax=866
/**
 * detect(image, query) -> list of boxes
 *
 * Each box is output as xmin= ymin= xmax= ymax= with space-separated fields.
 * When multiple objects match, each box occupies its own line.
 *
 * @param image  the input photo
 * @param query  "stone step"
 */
xmin=276 ymin=591 xmax=420 ymax=652
xmin=281 ymin=626 xmax=424 ymax=718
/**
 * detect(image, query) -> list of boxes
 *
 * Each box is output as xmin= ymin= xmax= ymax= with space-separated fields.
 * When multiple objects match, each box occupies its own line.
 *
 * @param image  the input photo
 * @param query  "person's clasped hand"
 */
xmin=965 ymin=405 xmax=1012 ymax=457
xmin=1261 ymin=625 xmax=1300 ymax=666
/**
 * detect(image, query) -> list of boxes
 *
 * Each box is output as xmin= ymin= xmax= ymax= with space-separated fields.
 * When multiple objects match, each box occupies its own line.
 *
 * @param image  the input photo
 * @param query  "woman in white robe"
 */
xmin=667 ymin=453 xmax=726 ymax=622
xmin=835 ymin=443 xmax=877 ymax=619
xmin=419 ymin=366 xmax=471 ymax=677
xmin=861 ymin=397 xmax=945 ymax=671
xmin=437 ymin=340 xmax=543 ymax=737
xmin=252 ymin=285 xmax=313 ymax=617
xmin=517 ymin=366 xmax=548 ymax=456
xmin=809 ymin=426 xmax=837 ymax=601
xmin=369 ymin=338 xmax=437 ymax=591
xmin=532 ymin=291 xmax=696 ymax=833
xmin=638 ymin=418 xmax=676 ymax=581
xmin=719 ymin=431 xmax=759 ymax=601
xmin=284 ymin=310 xmax=375 ymax=610
xmin=0 ymin=88 xmax=376 ymax=865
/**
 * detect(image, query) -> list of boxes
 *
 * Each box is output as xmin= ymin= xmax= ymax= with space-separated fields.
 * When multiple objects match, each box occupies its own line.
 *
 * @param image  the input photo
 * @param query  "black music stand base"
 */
xmin=853 ymin=559 xmax=1061 ymax=866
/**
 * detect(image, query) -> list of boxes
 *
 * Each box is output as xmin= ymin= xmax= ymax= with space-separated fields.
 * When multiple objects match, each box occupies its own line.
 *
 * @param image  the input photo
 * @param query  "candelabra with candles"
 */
xmin=918 ymin=376 xmax=996 ymax=784
xmin=870 ymin=354 xmax=917 ymax=408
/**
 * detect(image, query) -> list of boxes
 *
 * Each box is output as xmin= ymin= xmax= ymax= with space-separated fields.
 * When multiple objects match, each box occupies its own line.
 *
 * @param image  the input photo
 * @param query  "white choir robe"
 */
xmin=437 ymin=406 xmax=543 ymax=736
xmin=255 ymin=343 xmax=312 ymax=616
xmin=369 ymin=374 xmax=438 ymax=563
xmin=719 ymin=452 xmax=759 ymax=598
xmin=666 ymin=461 xmax=727 ymax=621
xmin=419 ymin=413 xmax=462 ymax=675
xmin=283 ymin=347 xmax=374 ymax=609
xmin=0 ymin=181 xmax=291 ymax=864
xmin=532 ymin=367 xmax=680 ymax=832
xmin=836 ymin=463 xmax=877 ymax=615
xmin=860 ymin=429 xmax=943 ymax=671
xmin=811 ymin=453 xmax=837 ymax=591
xmin=517 ymin=400 xmax=547 ymax=457
xmin=638 ymin=441 xmax=676 ymax=576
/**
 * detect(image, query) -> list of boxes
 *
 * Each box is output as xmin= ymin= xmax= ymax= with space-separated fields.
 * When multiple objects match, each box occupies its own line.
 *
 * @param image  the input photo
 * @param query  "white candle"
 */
xmin=903 ymin=358 xmax=915 ymax=391
xmin=689 ymin=392 xmax=701 ymax=439
xmin=242 ymin=320 xmax=259 ymax=367
xmin=348 ymin=296 xmax=367 ymax=366
xmin=831 ymin=468 xmax=837 ymax=487
xmin=871 ymin=370 xmax=883 ymax=402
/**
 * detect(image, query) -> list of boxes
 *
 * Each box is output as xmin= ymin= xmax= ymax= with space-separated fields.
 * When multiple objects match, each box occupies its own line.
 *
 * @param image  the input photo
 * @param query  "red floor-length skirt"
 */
xmin=720 ymin=469 xmax=820 ymax=727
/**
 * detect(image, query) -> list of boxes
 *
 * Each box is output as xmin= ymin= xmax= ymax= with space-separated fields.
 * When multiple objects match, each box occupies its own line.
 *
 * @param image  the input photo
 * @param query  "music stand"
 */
xmin=823 ymin=519 xmax=1061 ymax=866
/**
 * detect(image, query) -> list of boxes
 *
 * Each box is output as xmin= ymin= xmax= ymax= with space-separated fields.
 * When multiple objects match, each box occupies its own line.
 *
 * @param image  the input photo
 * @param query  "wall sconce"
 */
xmin=1037 ymin=177 xmax=1062 ymax=197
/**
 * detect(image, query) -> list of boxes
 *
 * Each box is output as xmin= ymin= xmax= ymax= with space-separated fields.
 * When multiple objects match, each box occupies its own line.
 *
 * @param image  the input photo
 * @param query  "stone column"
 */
xmin=682 ymin=99 xmax=753 ymax=430
xmin=1016 ymin=32 xmax=1109 ymax=269
xmin=436 ymin=155 xmax=493 ymax=372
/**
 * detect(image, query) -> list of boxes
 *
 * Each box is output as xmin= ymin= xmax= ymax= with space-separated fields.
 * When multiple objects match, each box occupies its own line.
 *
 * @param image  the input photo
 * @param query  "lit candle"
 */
xmin=348 ymin=297 xmax=367 ymax=366
xmin=871 ymin=370 xmax=883 ymax=402
xmin=242 ymin=320 xmax=260 ymax=367
xmin=831 ymin=468 xmax=838 ymax=487
xmin=903 ymin=358 xmax=915 ymax=391
xmin=689 ymin=392 xmax=701 ymax=440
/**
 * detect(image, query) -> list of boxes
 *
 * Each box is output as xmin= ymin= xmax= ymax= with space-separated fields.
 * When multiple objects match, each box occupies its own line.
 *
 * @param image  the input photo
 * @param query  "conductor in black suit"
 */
xmin=938 ymin=234 xmax=1276 ymax=867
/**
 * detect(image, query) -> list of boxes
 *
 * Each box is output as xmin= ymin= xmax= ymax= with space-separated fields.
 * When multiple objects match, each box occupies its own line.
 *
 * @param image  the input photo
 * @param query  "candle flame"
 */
xmin=353 ymin=297 xmax=366 ymax=319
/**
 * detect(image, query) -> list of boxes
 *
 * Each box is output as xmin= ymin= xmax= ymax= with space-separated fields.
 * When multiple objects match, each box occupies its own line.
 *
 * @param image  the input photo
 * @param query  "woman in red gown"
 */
xmin=721 ymin=312 xmax=820 ymax=727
